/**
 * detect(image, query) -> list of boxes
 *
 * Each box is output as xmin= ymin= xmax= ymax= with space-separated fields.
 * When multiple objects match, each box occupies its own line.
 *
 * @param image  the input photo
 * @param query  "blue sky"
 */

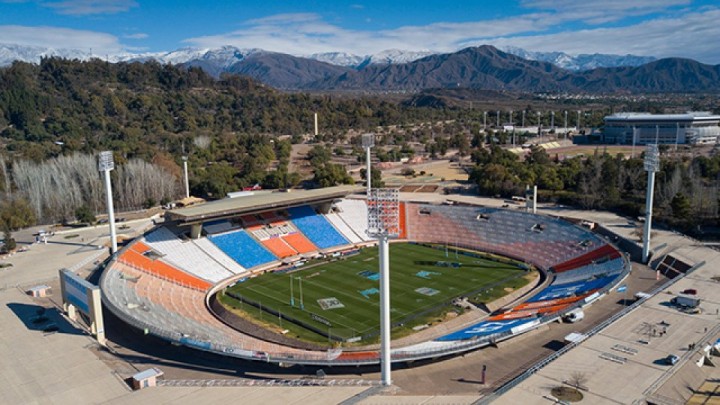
xmin=1 ymin=0 xmax=720 ymax=63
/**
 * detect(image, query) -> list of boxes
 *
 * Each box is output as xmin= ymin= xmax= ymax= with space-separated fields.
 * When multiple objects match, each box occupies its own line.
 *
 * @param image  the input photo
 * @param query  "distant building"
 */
xmin=603 ymin=112 xmax=720 ymax=145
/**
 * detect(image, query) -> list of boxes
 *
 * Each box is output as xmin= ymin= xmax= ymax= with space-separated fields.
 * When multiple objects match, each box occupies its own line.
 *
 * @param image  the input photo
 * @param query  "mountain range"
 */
xmin=1 ymin=43 xmax=719 ymax=93
xmin=0 ymin=43 xmax=652 ymax=71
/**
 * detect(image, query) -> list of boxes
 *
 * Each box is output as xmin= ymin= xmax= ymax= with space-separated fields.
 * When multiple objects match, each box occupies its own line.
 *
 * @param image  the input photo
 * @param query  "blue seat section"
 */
xmin=527 ymin=275 xmax=618 ymax=302
xmin=288 ymin=206 xmax=348 ymax=249
xmin=435 ymin=318 xmax=536 ymax=341
xmin=208 ymin=230 xmax=276 ymax=269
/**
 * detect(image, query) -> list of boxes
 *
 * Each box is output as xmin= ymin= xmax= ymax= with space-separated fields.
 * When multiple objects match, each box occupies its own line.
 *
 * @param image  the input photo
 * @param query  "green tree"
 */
xmin=359 ymin=166 xmax=384 ymax=188
xmin=75 ymin=205 xmax=96 ymax=224
xmin=2 ymin=227 xmax=16 ymax=252
xmin=0 ymin=197 xmax=36 ymax=230
xmin=670 ymin=192 xmax=692 ymax=220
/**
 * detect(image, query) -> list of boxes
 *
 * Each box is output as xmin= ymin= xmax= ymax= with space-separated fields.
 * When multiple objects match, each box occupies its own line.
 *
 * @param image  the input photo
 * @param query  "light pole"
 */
xmin=98 ymin=151 xmax=117 ymax=254
xmin=182 ymin=155 xmax=190 ymax=198
xmin=362 ymin=133 xmax=375 ymax=196
xmin=509 ymin=110 xmax=514 ymax=146
xmin=642 ymin=144 xmax=660 ymax=263
xmin=367 ymin=188 xmax=400 ymax=386
xmin=577 ymin=110 xmax=582 ymax=133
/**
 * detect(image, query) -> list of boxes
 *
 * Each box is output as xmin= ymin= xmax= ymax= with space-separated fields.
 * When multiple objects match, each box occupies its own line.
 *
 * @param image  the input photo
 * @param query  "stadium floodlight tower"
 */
xmin=182 ymin=155 xmax=190 ymax=198
xmin=642 ymin=144 xmax=660 ymax=263
xmin=362 ymin=133 xmax=375 ymax=196
xmin=98 ymin=151 xmax=118 ymax=254
xmin=367 ymin=188 xmax=400 ymax=386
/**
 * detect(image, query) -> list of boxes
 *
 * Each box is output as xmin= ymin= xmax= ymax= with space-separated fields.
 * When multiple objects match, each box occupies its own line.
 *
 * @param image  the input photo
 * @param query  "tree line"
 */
xmin=469 ymin=146 xmax=720 ymax=232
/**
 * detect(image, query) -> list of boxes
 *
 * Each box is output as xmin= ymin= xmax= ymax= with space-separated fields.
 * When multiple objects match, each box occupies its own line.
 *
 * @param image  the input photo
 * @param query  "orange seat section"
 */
xmin=514 ymin=295 xmax=585 ymax=311
xmin=337 ymin=351 xmax=379 ymax=361
xmin=262 ymin=237 xmax=297 ymax=258
xmin=282 ymin=232 xmax=317 ymax=254
xmin=398 ymin=202 xmax=407 ymax=239
xmin=120 ymin=243 xmax=212 ymax=291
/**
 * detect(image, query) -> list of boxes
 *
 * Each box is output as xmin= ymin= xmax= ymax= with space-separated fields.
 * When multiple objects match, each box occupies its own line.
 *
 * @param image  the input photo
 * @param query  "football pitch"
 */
xmin=221 ymin=243 xmax=529 ymax=343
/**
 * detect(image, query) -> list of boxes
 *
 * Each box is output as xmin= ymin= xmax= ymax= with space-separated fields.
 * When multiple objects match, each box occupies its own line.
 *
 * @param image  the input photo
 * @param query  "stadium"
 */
xmin=99 ymin=184 xmax=630 ymax=367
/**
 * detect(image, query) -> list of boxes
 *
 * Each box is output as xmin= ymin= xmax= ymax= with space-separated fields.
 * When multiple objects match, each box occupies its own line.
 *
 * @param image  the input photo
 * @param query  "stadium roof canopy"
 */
xmin=165 ymin=185 xmax=363 ymax=224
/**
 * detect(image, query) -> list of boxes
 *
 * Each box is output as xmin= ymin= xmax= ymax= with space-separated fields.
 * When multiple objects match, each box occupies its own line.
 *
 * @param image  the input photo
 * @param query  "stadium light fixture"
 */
xmin=642 ymin=144 xmax=660 ymax=263
xmin=98 ymin=151 xmax=118 ymax=254
xmin=367 ymin=188 xmax=400 ymax=386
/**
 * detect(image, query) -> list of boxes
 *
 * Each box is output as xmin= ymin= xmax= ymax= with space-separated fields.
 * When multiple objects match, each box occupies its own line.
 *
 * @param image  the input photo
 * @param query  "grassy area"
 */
xmin=221 ymin=243 xmax=528 ymax=344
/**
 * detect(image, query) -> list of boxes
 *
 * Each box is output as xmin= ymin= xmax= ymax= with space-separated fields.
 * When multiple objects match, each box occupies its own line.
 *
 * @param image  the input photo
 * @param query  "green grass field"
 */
xmin=221 ymin=243 xmax=529 ymax=343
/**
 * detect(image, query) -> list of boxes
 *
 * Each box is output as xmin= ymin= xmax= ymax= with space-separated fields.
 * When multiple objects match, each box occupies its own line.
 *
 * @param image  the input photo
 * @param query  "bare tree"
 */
xmin=194 ymin=135 xmax=211 ymax=149
xmin=12 ymin=153 xmax=180 ymax=223
xmin=568 ymin=371 xmax=587 ymax=390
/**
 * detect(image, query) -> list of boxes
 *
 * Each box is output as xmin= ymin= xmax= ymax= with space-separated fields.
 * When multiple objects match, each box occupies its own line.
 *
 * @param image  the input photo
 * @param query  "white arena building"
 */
xmin=603 ymin=112 xmax=720 ymax=145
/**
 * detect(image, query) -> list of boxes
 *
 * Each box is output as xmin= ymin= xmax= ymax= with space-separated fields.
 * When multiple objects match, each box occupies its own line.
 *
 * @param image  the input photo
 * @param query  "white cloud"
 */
xmin=184 ymin=12 xmax=555 ymax=56
xmin=485 ymin=8 xmax=720 ymax=63
xmin=183 ymin=6 xmax=720 ymax=64
xmin=520 ymin=0 xmax=691 ymax=24
xmin=123 ymin=32 xmax=148 ymax=39
xmin=43 ymin=0 xmax=138 ymax=15
xmin=0 ymin=25 xmax=124 ymax=53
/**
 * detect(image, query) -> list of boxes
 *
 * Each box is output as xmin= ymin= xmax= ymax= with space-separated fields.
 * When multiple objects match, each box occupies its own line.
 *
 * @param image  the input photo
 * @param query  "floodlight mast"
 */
xmin=367 ymin=188 xmax=399 ymax=386
xmin=642 ymin=144 xmax=660 ymax=263
xmin=98 ymin=151 xmax=117 ymax=254
xmin=362 ymin=133 xmax=375 ymax=196
xmin=182 ymin=156 xmax=190 ymax=198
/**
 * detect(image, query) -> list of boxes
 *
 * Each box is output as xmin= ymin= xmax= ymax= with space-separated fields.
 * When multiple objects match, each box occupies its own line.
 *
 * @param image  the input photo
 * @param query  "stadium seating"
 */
xmin=118 ymin=242 xmax=212 ymax=290
xmin=282 ymin=232 xmax=317 ymax=254
xmin=435 ymin=318 xmax=537 ymax=341
xmin=552 ymin=257 xmax=625 ymax=285
xmin=334 ymin=199 xmax=373 ymax=241
xmin=262 ymin=237 xmax=297 ymax=258
xmin=398 ymin=202 xmax=407 ymax=239
xmin=325 ymin=211 xmax=364 ymax=244
xmin=143 ymin=227 xmax=235 ymax=283
xmin=405 ymin=203 xmax=606 ymax=270
xmin=208 ymin=230 xmax=277 ymax=269
xmin=240 ymin=214 xmax=262 ymax=227
xmin=288 ymin=206 xmax=349 ymax=249
xmin=526 ymin=274 xmax=617 ymax=302
xmin=552 ymin=244 xmax=621 ymax=273
xmin=192 ymin=238 xmax=248 ymax=275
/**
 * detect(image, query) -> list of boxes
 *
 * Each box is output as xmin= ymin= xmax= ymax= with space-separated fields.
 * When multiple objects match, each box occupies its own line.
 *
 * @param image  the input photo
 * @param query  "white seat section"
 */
xmin=143 ymin=227 xmax=234 ymax=283
xmin=335 ymin=199 xmax=372 ymax=241
xmin=193 ymin=237 xmax=248 ymax=275
xmin=326 ymin=212 xmax=363 ymax=244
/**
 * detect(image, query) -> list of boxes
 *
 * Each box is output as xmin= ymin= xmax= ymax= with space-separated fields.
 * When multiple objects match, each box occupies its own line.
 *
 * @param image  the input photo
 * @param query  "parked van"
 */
xmin=671 ymin=293 xmax=700 ymax=309
xmin=563 ymin=308 xmax=585 ymax=323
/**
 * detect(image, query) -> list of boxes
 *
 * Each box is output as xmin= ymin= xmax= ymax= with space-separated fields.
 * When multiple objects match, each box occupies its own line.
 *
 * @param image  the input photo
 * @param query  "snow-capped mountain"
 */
xmin=0 ymin=43 xmax=93 ymax=65
xmin=0 ymin=42 xmax=657 ymax=74
xmin=308 ymin=49 xmax=434 ymax=68
xmin=501 ymin=46 xmax=656 ymax=71
xmin=124 ymin=46 xmax=267 ymax=67
xmin=308 ymin=52 xmax=366 ymax=67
